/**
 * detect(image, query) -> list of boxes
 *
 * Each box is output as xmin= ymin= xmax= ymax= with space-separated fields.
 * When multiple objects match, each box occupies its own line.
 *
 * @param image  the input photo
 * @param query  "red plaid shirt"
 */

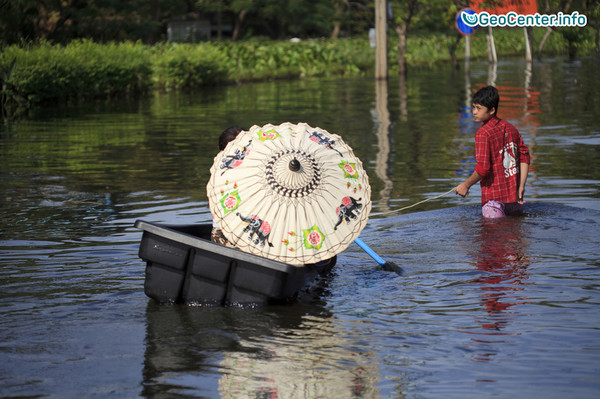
xmin=474 ymin=116 xmax=530 ymax=204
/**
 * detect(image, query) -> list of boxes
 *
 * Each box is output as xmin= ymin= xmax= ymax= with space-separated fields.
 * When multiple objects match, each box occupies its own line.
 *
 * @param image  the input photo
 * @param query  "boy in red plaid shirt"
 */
xmin=455 ymin=86 xmax=531 ymax=218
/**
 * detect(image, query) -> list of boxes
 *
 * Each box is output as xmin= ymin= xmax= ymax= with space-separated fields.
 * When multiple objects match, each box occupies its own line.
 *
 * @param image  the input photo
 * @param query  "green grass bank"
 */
xmin=1 ymin=27 xmax=596 ymax=115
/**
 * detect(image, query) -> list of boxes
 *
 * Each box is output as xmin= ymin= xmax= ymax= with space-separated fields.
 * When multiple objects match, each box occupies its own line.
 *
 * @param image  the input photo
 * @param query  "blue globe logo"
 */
xmin=456 ymin=9 xmax=478 ymax=35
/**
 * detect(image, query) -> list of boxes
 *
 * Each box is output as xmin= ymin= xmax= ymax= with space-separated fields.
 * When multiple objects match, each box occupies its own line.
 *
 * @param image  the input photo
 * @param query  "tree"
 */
xmin=577 ymin=0 xmax=600 ymax=55
xmin=389 ymin=0 xmax=420 ymax=77
xmin=537 ymin=0 xmax=598 ymax=59
xmin=0 ymin=0 xmax=197 ymax=44
xmin=0 ymin=0 xmax=380 ymax=44
xmin=243 ymin=0 xmax=335 ymax=39
xmin=230 ymin=0 xmax=254 ymax=40
xmin=430 ymin=0 xmax=469 ymax=69
xmin=331 ymin=0 xmax=372 ymax=39
xmin=0 ymin=0 xmax=49 ymax=43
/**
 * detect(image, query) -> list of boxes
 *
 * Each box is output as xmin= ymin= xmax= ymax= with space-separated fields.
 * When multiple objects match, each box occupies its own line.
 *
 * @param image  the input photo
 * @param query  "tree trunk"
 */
xmin=595 ymin=24 xmax=599 ymax=55
xmin=538 ymin=0 xmax=573 ymax=59
xmin=147 ymin=0 xmax=162 ymax=44
xmin=537 ymin=27 xmax=553 ymax=60
xmin=395 ymin=21 xmax=408 ymax=78
xmin=568 ymin=40 xmax=577 ymax=59
xmin=449 ymin=34 xmax=462 ymax=70
xmin=217 ymin=0 xmax=222 ymax=41
xmin=331 ymin=22 xmax=340 ymax=39
xmin=232 ymin=10 xmax=246 ymax=41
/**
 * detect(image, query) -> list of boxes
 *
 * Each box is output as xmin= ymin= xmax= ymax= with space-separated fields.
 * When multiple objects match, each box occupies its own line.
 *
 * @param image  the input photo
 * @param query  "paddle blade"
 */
xmin=381 ymin=261 xmax=403 ymax=275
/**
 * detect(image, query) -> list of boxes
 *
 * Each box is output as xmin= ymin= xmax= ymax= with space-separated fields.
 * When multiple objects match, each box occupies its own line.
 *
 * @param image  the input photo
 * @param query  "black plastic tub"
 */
xmin=134 ymin=220 xmax=336 ymax=306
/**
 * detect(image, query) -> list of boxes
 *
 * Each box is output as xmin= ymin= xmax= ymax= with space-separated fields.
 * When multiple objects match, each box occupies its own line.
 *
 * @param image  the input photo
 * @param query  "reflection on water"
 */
xmin=1 ymin=58 xmax=598 ymax=217
xmin=0 ymin=57 xmax=599 ymax=398
xmin=374 ymin=79 xmax=393 ymax=212
xmin=471 ymin=217 xmax=530 ymax=335
xmin=217 ymin=313 xmax=378 ymax=398
xmin=143 ymin=302 xmax=380 ymax=398
xmin=341 ymin=203 xmax=600 ymax=397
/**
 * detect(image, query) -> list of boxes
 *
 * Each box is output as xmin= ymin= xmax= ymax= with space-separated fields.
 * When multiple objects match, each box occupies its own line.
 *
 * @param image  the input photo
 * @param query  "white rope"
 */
xmin=370 ymin=187 xmax=457 ymax=217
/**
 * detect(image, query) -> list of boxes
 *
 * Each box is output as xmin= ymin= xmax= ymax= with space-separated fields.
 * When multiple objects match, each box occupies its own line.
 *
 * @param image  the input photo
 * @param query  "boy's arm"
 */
xmin=455 ymin=170 xmax=483 ymax=197
xmin=456 ymin=128 xmax=487 ymax=197
xmin=518 ymin=162 xmax=529 ymax=204
xmin=516 ymin=129 xmax=530 ymax=203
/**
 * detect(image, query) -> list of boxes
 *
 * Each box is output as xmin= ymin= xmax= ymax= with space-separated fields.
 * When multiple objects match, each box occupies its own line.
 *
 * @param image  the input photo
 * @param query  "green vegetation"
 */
xmin=152 ymin=43 xmax=229 ymax=89
xmin=0 ymin=40 xmax=153 ymax=113
xmin=0 ymin=26 xmax=596 ymax=116
xmin=0 ymin=37 xmax=375 ymax=115
xmin=216 ymin=39 xmax=370 ymax=80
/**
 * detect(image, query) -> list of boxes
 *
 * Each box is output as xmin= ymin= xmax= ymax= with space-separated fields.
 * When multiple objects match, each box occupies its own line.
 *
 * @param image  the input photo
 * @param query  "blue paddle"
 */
xmin=354 ymin=238 xmax=402 ymax=274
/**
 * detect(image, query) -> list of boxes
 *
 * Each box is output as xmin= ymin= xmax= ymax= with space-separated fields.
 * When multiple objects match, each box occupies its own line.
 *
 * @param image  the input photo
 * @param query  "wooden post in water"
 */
xmin=524 ymin=27 xmax=533 ymax=64
xmin=487 ymin=26 xmax=497 ymax=64
xmin=375 ymin=0 xmax=388 ymax=80
xmin=465 ymin=34 xmax=471 ymax=66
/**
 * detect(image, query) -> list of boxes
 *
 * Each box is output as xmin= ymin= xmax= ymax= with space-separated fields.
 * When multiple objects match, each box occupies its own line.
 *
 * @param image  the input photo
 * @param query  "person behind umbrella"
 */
xmin=211 ymin=126 xmax=244 ymax=246
xmin=454 ymin=86 xmax=531 ymax=218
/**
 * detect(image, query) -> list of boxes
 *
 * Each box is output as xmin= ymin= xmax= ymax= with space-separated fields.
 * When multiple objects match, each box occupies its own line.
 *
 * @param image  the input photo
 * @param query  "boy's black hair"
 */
xmin=218 ymin=126 xmax=244 ymax=150
xmin=472 ymin=85 xmax=499 ymax=115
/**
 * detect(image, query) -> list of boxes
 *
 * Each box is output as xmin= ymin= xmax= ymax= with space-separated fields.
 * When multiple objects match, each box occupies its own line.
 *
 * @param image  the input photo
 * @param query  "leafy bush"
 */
xmin=217 ymin=37 xmax=372 ymax=81
xmin=0 ymin=40 xmax=153 ymax=106
xmin=151 ymin=43 xmax=229 ymax=89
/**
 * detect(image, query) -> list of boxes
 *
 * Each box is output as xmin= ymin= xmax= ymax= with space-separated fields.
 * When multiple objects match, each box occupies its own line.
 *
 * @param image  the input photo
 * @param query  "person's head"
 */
xmin=218 ymin=126 xmax=243 ymax=151
xmin=472 ymin=85 xmax=499 ymax=123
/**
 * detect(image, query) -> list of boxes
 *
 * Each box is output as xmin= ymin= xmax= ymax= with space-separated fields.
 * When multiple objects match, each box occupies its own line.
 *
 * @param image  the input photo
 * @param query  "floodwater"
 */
xmin=1 ymin=56 xmax=599 ymax=398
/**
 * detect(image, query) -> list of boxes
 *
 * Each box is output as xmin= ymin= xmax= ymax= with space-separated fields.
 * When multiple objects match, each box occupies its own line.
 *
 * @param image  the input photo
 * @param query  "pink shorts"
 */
xmin=482 ymin=200 xmax=523 ymax=218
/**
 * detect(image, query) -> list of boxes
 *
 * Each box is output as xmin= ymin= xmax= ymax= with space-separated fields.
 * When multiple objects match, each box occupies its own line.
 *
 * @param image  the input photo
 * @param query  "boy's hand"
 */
xmin=454 ymin=183 xmax=469 ymax=197
xmin=455 ymin=171 xmax=482 ymax=198
xmin=518 ymin=186 xmax=526 ymax=204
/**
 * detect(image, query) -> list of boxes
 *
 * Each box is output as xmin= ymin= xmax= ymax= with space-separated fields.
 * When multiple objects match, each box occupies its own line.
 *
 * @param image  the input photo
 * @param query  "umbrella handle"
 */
xmin=353 ymin=238 xmax=386 ymax=265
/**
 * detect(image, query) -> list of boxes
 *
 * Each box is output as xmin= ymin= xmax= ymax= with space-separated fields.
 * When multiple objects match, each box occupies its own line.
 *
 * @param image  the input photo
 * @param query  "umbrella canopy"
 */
xmin=207 ymin=122 xmax=371 ymax=265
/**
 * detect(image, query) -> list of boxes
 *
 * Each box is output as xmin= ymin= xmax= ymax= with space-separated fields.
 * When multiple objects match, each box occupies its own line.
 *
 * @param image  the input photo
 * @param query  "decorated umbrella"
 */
xmin=207 ymin=122 xmax=372 ymax=266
